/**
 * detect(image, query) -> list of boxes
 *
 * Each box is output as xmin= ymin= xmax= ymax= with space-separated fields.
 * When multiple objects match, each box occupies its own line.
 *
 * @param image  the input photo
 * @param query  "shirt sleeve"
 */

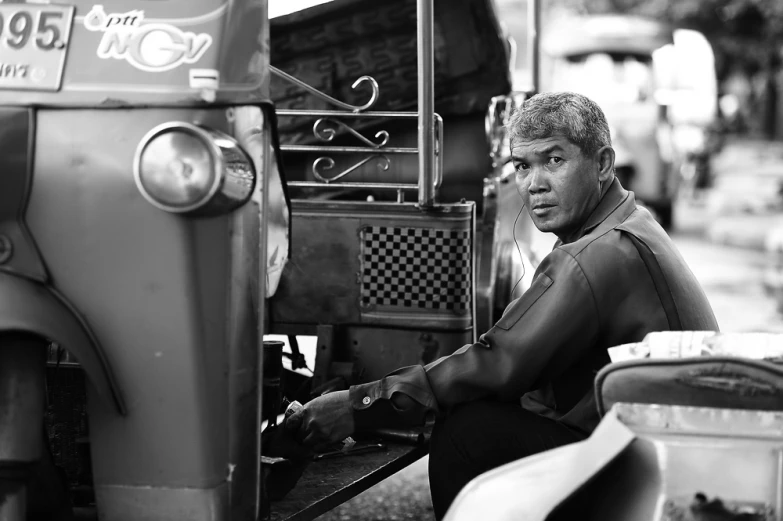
xmin=349 ymin=248 xmax=600 ymax=429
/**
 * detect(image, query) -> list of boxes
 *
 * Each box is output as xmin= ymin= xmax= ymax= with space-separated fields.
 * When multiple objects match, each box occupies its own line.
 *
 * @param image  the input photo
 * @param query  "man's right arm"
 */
xmin=349 ymin=364 xmax=439 ymax=431
xmin=347 ymin=248 xmax=600 ymax=431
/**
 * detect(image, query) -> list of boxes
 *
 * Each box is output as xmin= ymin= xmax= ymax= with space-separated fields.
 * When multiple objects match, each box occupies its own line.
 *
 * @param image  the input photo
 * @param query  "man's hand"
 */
xmin=284 ymin=390 xmax=355 ymax=448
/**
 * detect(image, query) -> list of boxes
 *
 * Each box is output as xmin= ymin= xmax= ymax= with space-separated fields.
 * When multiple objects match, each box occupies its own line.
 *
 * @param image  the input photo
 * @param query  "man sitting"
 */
xmin=286 ymin=91 xmax=718 ymax=519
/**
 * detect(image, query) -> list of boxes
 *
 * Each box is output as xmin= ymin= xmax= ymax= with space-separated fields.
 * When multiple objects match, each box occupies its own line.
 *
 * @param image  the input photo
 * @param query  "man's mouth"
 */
xmin=531 ymin=202 xmax=555 ymax=216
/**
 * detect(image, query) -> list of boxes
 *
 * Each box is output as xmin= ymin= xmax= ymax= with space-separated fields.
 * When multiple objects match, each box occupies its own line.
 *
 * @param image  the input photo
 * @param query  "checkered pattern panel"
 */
xmin=360 ymin=226 xmax=471 ymax=312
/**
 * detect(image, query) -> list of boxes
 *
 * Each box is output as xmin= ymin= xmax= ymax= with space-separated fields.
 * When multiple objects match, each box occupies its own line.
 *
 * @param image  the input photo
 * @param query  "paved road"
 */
xmin=675 ymin=232 xmax=783 ymax=333
xmin=697 ymin=137 xmax=783 ymax=250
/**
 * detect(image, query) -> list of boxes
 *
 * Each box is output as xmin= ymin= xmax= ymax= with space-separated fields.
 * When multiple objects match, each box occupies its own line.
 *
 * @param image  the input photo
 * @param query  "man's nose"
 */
xmin=527 ymin=166 xmax=548 ymax=194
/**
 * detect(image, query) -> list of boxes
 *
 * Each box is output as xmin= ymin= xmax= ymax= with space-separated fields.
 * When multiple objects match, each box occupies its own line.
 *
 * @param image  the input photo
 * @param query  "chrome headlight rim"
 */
xmin=133 ymin=121 xmax=255 ymax=215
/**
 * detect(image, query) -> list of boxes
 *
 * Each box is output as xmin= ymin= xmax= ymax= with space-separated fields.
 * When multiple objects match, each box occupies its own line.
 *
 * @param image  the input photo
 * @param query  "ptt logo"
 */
xmin=83 ymin=5 xmax=213 ymax=72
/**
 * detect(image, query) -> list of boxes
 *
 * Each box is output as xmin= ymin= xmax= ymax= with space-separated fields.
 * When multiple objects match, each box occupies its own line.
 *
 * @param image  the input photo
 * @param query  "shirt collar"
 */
xmin=583 ymin=177 xmax=633 ymax=233
xmin=557 ymin=178 xmax=634 ymax=246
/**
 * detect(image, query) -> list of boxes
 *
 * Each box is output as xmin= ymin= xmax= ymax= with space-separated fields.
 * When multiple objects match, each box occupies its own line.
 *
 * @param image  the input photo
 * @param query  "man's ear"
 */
xmin=596 ymin=146 xmax=615 ymax=183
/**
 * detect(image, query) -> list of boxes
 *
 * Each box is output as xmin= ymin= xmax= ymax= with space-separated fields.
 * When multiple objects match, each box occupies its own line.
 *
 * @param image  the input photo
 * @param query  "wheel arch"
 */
xmin=0 ymin=272 xmax=125 ymax=415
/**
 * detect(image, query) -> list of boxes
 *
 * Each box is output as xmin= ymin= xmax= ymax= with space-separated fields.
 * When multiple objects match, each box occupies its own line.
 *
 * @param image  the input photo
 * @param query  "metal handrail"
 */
xmin=417 ymin=0 xmax=435 ymax=207
xmin=277 ymin=110 xmax=427 ymax=119
xmin=289 ymin=182 xmax=419 ymax=190
xmin=283 ymin=146 xmax=417 ymax=155
xmin=285 ymin=180 xmax=420 ymax=205
xmin=528 ymin=0 xmax=540 ymax=95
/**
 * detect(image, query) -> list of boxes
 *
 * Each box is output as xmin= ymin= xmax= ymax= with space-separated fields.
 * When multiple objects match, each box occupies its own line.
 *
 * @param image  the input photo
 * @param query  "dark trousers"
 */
xmin=428 ymin=400 xmax=587 ymax=520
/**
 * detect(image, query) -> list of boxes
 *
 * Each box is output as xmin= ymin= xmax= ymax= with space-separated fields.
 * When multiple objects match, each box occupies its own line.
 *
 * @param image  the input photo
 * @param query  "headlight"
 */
xmin=133 ymin=122 xmax=256 ymax=215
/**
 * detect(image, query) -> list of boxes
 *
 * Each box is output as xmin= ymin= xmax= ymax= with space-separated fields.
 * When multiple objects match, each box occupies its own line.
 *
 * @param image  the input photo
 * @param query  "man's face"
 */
xmin=511 ymin=135 xmax=603 ymax=241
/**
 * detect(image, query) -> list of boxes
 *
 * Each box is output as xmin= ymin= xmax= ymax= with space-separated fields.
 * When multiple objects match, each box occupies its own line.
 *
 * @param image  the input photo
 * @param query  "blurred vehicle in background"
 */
xmin=662 ymin=29 xmax=724 ymax=200
xmin=541 ymin=14 xmax=720 ymax=228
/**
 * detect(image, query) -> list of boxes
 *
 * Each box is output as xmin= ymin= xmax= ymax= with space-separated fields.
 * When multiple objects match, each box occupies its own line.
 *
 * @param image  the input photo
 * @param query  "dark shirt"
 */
xmin=349 ymin=179 xmax=719 ymax=435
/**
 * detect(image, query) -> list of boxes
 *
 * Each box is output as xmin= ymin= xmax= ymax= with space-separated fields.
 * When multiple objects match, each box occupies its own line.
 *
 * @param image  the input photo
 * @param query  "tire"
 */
xmin=0 ymin=334 xmax=62 ymax=521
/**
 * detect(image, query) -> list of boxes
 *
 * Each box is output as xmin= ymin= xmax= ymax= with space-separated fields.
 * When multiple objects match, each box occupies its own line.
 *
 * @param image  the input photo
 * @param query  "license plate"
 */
xmin=0 ymin=3 xmax=74 ymax=91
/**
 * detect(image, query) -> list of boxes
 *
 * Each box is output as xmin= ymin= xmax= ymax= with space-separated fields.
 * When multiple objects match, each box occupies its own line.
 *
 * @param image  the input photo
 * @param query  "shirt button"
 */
xmin=362 ymin=396 xmax=371 ymax=405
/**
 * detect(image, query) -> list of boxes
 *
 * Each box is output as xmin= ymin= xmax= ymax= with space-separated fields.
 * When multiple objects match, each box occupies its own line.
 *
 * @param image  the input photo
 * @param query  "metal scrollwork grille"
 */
xmin=272 ymin=64 xmax=442 ymax=195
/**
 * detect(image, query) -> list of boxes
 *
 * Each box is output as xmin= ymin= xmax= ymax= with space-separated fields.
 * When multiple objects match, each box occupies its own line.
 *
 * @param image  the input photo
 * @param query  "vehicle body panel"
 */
xmin=0 ymin=272 xmax=124 ymax=414
xmin=0 ymin=107 xmax=47 ymax=282
xmin=22 ymin=107 xmax=262 ymax=517
xmin=0 ymin=1 xmax=273 ymax=518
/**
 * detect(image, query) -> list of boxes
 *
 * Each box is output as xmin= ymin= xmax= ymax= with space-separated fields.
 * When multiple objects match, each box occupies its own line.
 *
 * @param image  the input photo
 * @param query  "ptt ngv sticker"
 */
xmin=84 ymin=5 xmax=212 ymax=72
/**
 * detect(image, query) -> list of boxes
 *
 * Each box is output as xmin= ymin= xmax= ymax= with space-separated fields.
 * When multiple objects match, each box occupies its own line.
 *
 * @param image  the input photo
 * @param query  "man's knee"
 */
xmin=430 ymin=401 xmax=492 ymax=469
xmin=429 ymin=401 xmax=501 ymax=520
xmin=429 ymin=400 xmax=587 ymax=519
xmin=430 ymin=400 xmax=585 ymax=477
xmin=429 ymin=399 xmax=527 ymax=479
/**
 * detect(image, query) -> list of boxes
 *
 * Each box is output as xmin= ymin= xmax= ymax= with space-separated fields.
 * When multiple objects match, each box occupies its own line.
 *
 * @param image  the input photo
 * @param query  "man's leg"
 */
xmin=428 ymin=400 xmax=586 ymax=520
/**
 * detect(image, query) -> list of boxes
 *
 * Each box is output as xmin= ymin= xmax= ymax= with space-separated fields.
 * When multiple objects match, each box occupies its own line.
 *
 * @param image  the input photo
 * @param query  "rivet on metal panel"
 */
xmin=0 ymin=235 xmax=13 ymax=264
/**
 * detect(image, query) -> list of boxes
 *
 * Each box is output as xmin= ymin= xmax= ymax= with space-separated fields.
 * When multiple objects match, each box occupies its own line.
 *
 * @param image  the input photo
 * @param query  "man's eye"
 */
xmin=548 ymin=157 xmax=563 ymax=165
xmin=514 ymin=163 xmax=529 ymax=172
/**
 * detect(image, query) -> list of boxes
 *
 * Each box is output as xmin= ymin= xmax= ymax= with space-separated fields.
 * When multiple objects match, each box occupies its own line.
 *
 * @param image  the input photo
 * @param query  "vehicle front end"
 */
xmin=0 ymin=1 xmax=286 ymax=520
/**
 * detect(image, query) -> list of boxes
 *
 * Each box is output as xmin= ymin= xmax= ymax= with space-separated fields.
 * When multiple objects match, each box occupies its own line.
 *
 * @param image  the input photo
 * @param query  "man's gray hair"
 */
xmin=506 ymin=92 xmax=611 ymax=155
